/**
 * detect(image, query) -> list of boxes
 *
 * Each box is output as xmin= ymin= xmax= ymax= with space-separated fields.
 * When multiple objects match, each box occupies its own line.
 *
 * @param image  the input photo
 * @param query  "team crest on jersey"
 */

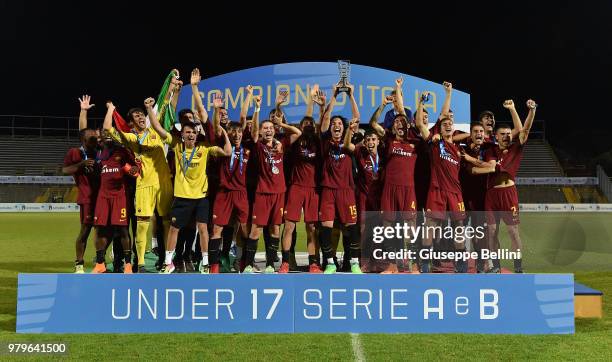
xmin=503 ymin=149 xmax=509 ymax=154
xmin=114 ymin=156 xmax=121 ymax=161
xmin=150 ymin=134 xmax=156 ymax=139
xmin=197 ymin=152 xmax=202 ymax=158
xmin=409 ymin=144 xmax=415 ymax=148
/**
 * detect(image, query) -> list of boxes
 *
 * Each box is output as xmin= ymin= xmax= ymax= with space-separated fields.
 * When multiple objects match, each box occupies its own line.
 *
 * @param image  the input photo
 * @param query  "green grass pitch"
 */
xmin=0 ymin=212 xmax=611 ymax=360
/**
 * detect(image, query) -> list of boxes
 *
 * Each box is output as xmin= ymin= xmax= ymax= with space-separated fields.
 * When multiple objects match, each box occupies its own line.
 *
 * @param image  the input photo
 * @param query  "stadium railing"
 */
xmin=596 ymin=165 xmax=612 ymax=202
xmin=0 ymin=115 xmax=103 ymax=139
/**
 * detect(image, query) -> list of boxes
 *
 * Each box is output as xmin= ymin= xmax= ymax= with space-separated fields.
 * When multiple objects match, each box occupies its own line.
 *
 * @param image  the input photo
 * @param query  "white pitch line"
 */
xmin=351 ymin=333 xmax=366 ymax=362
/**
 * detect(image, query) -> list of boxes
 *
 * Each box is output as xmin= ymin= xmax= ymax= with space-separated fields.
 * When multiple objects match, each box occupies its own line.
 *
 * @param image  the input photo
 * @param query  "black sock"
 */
xmin=493 ymin=258 xmax=501 ymax=270
xmin=342 ymin=231 xmax=351 ymax=264
xmin=476 ymin=257 xmax=485 ymax=272
xmin=290 ymin=229 xmax=297 ymax=254
xmin=123 ymin=251 xmax=131 ymax=264
xmin=266 ymin=237 xmax=280 ymax=267
xmin=75 ymin=259 xmax=84 ymax=266
xmin=319 ymin=226 xmax=333 ymax=260
xmin=308 ymin=255 xmax=318 ymax=265
xmin=348 ymin=224 xmax=361 ymax=259
xmin=209 ymin=238 xmax=222 ymax=265
xmin=513 ymin=258 xmax=523 ymax=271
xmin=95 ymin=250 xmax=105 ymax=264
xmin=221 ymin=227 xmax=234 ymax=258
xmin=282 ymin=250 xmax=291 ymax=263
xmin=245 ymin=238 xmax=258 ymax=266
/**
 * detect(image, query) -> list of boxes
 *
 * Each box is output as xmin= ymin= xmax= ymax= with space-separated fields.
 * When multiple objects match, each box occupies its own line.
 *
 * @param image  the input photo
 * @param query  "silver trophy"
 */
xmin=337 ymin=60 xmax=351 ymax=93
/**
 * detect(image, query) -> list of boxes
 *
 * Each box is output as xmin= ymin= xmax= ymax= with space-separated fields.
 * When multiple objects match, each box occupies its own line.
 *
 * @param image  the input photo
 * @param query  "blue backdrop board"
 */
xmin=17 ymin=274 xmax=573 ymax=334
xmin=176 ymin=62 xmax=471 ymax=130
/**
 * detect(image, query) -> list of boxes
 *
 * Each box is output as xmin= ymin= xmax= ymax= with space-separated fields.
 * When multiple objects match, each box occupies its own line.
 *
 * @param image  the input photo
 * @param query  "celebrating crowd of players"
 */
xmin=63 ymin=68 xmax=537 ymax=274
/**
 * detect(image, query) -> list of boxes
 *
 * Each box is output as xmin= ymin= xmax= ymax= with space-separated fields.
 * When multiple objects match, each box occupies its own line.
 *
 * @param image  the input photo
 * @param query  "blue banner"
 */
xmin=17 ymin=274 xmax=573 ymax=334
xmin=177 ymin=62 xmax=471 ymax=127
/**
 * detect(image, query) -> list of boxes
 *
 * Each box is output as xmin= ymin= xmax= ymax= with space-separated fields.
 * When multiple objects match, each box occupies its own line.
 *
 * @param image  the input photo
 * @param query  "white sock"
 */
xmin=165 ymin=250 xmax=174 ymax=265
xmin=152 ymin=237 xmax=158 ymax=248
xmin=327 ymin=258 xmax=335 ymax=265
xmin=202 ymin=252 xmax=209 ymax=265
xmin=350 ymin=257 xmax=359 ymax=265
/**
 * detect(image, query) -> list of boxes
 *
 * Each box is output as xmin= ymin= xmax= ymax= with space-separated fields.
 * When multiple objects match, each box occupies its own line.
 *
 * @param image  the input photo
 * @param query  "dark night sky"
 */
xmin=1 ymin=1 xmax=611 ymax=161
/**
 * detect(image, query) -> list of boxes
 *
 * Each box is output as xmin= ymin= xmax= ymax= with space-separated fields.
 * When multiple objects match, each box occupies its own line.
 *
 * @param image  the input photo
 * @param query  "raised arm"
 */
xmin=395 ymin=77 xmax=407 ymax=116
xmin=168 ymin=69 xmax=181 ymax=110
xmin=343 ymin=118 xmax=359 ymax=153
xmin=170 ymin=79 xmax=182 ymax=114
xmin=369 ymin=96 xmax=392 ymax=137
xmin=519 ymin=99 xmax=537 ymax=145
xmin=209 ymin=127 xmax=233 ymax=157
xmin=190 ymin=68 xmax=208 ymax=123
xmin=212 ymin=92 xmax=224 ymax=136
xmin=503 ymin=99 xmax=522 ymax=138
xmin=251 ymin=95 xmax=261 ymax=143
xmin=240 ymin=85 xmax=254 ymax=124
xmin=102 ymin=101 xmax=114 ymax=131
xmin=415 ymin=92 xmax=430 ymax=140
xmin=440 ymin=81 xmax=452 ymax=117
xmin=313 ymin=88 xmax=327 ymax=130
xmin=274 ymin=112 xmax=302 ymax=145
xmin=145 ymin=97 xmax=168 ymax=140
xmin=305 ymin=84 xmax=319 ymax=118
xmin=78 ymin=95 xmax=95 ymax=130
xmin=347 ymin=83 xmax=360 ymax=120
xmin=274 ymin=90 xmax=289 ymax=121
xmin=320 ymin=83 xmax=339 ymax=133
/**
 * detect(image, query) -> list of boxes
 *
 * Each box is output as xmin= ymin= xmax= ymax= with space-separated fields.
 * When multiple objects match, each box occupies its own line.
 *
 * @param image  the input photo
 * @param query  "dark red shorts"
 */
xmin=465 ymin=192 xmax=486 ymax=212
xmin=252 ymin=192 xmax=285 ymax=226
xmin=381 ymin=183 xmax=417 ymax=221
xmin=426 ymin=187 xmax=466 ymax=221
xmin=319 ymin=187 xmax=357 ymax=224
xmin=284 ymin=184 xmax=319 ymax=223
xmin=212 ymin=189 xmax=249 ymax=226
xmin=79 ymin=202 xmax=95 ymax=225
xmin=485 ymin=186 xmax=520 ymax=225
xmin=94 ymin=193 xmax=128 ymax=226
xmin=357 ymin=189 xmax=381 ymax=223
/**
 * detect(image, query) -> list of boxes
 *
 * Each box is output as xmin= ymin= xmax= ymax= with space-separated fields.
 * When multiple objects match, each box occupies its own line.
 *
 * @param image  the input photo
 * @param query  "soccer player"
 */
xmin=415 ymin=89 xmax=480 ymax=273
xmin=277 ymin=85 xmax=324 ymax=273
xmin=103 ymin=72 xmax=178 ymax=273
xmin=91 ymin=103 xmax=140 ymax=273
xmin=345 ymin=120 xmax=383 ymax=272
xmin=209 ymin=92 xmax=257 ymax=273
xmin=63 ymin=97 xmax=100 ymax=273
xmin=279 ymin=113 xmax=321 ymax=273
xmin=478 ymin=110 xmax=496 ymax=142
xmin=370 ymin=77 xmax=422 ymax=273
xmin=318 ymin=82 xmax=362 ymax=274
xmin=145 ymin=97 xmax=232 ymax=273
xmin=459 ymin=122 xmax=491 ymax=272
xmin=243 ymin=96 xmax=302 ymax=273
xmin=471 ymin=99 xmax=537 ymax=273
